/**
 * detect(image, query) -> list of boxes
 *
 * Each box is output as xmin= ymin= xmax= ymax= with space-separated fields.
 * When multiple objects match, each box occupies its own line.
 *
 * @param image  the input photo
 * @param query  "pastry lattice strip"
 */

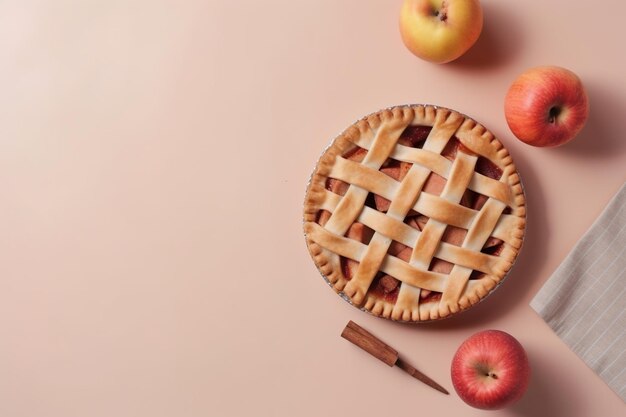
xmin=353 ymin=135 xmax=514 ymax=206
xmin=318 ymin=191 xmax=504 ymax=274
xmin=318 ymin=180 xmax=520 ymax=245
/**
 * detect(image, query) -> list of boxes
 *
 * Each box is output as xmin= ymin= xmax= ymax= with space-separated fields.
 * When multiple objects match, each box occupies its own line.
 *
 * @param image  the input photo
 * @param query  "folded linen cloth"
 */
xmin=530 ymin=182 xmax=626 ymax=402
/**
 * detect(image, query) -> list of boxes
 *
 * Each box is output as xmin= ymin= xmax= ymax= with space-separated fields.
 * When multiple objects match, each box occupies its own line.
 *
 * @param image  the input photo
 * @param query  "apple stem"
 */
xmin=488 ymin=372 xmax=498 ymax=379
xmin=433 ymin=1 xmax=448 ymax=22
xmin=433 ymin=10 xmax=448 ymax=22
xmin=549 ymin=106 xmax=561 ymax=123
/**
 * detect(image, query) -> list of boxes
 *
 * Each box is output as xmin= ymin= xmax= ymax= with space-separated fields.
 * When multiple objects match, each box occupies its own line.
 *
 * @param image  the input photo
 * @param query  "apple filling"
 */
xmin=317 ymin=125 xmax=508 ymax=304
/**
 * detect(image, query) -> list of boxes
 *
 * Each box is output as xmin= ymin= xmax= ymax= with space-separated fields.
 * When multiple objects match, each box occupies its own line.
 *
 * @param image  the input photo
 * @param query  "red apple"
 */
xmin=504 ymin=66 xmax=589 ymax=147
xmin=399 ymin=0 xmax=483 ymax=64
xmin=451 ymin=330 xmax=530 ymax=410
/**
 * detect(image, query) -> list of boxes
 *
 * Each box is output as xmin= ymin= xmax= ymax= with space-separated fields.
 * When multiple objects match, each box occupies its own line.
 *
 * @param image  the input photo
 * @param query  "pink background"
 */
xmin=1 ymin=0 xmax=625 ymax=416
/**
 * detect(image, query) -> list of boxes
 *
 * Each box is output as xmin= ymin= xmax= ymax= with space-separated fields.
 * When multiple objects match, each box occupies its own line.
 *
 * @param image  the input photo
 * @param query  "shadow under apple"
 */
xmin=446 ymin=1 xmax=524 ymax=71
xmin=554 ymin=80 xmax=626 ymax=157
xmin=509 ymin=346 xmax=584 ymax=417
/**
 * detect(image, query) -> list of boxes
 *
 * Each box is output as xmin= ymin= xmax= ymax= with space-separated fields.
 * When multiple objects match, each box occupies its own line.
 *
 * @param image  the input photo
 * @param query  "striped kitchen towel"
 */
xmin=530 ymin=182 xmax=626 ymax=402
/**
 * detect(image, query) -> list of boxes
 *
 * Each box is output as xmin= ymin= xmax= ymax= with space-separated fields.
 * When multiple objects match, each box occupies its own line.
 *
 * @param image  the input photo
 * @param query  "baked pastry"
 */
xmin=303 ymin=105 xmax=525 ymax=322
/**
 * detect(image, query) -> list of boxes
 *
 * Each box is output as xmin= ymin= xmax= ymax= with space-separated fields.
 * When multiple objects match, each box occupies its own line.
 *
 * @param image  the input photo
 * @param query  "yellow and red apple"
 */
xmin=399 ymin=0 xmax=483 ymax=64
xmin=504 ymin=66 xmax=589 ymax=147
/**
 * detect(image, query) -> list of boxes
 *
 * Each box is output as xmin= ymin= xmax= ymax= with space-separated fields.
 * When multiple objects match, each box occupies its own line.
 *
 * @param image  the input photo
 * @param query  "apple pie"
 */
xmin=303 ymin=105 xmax=526 ymax=322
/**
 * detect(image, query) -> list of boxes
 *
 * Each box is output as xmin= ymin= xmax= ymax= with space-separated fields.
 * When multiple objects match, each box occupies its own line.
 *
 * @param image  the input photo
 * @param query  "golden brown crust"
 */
xmin=303 ymin=105 xmax=526 ymax=322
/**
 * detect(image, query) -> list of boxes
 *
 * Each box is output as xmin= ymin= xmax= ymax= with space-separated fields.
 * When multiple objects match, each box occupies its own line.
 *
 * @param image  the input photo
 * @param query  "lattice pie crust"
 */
xmin=303 ymin=105 xmax=526 ymax=322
